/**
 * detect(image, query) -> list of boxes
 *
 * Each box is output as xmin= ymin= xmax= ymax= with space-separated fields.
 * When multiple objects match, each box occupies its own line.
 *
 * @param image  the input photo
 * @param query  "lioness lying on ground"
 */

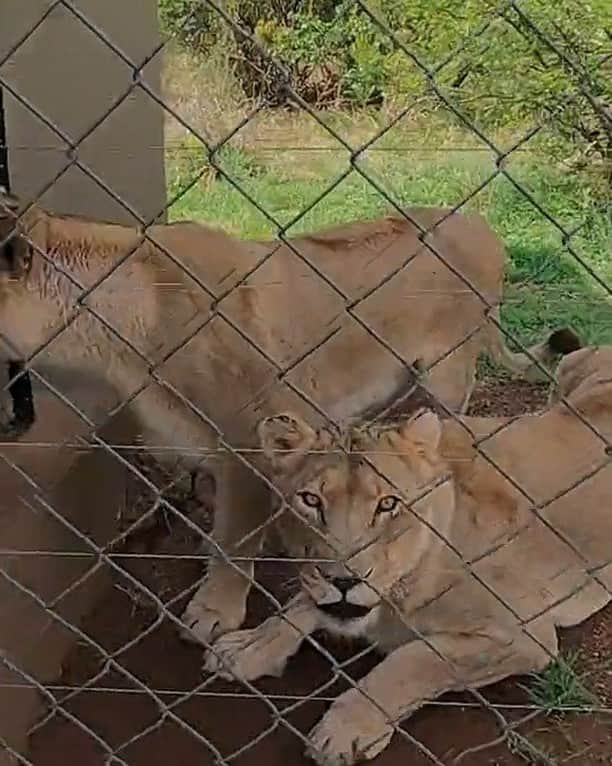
xmin=0 ymin=188 xmax=578 ymax=645
xmin=206 ymin=345 xmax=612 ymax=766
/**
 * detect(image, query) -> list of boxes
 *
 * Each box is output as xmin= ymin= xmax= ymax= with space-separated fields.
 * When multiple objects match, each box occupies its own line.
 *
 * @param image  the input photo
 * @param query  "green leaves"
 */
xmin=159 ymin=0 xmax=610 ymax=170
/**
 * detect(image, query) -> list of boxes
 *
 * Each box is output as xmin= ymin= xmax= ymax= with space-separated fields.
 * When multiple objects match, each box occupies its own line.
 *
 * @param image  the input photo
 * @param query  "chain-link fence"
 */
xmin=1 ymin=1 xmax=611 ymax=765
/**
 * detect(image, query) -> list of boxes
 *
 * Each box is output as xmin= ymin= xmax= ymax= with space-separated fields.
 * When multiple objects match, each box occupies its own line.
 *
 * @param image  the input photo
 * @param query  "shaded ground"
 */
xmin=28 ymin=377 xmax=612 ymax=766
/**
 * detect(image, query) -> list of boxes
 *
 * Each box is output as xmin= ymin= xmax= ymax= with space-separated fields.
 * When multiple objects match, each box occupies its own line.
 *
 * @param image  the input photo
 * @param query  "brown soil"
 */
xmin=27 ymin=378 xmax=612 ymax=766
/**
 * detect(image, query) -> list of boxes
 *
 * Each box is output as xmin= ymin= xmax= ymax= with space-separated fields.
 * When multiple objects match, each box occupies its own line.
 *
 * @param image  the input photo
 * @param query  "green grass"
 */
xmin=521 ymin=650 xmax=598 ymax=715
xmin=165 ymin=124 xmax=612 ymax=349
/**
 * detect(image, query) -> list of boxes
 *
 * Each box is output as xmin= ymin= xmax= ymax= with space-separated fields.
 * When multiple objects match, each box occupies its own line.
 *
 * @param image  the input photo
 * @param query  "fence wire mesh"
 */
xmin=0 ymin=1 xmax=611 ymax=765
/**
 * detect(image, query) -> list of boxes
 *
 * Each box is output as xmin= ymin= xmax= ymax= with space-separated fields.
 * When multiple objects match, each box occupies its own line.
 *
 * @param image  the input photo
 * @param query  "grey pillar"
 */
xmin=0 ymin=4 xmax=166 ymax=762
xmin=0 ymin=0 xmax=167 ymax=224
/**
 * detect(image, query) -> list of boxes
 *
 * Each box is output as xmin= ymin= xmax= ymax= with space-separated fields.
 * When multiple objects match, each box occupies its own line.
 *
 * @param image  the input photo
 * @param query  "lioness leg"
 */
xmin=425 ymin=343 xmax=479 ymax=414
xmin=204 ymin=591 xmax=320 ymax=681
xmin=306 ymin=624 xmax=558 ymax=766
xmin=181 ymin=456 xmax=272 ymax=644
xmin=121 ymin=386 xmax=273 ymax=644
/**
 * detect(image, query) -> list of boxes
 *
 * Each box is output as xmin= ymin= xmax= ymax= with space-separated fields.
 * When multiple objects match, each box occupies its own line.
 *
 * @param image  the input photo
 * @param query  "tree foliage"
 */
xmin=160 ymin=1 xmax=611 ymax=166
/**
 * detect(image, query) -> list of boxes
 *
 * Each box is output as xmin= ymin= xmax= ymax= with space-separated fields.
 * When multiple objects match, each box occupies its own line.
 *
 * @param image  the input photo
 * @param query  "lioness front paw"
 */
xmin=180 ymin=600 xmax=245 ymax=646
xmin=205 ymin=626 xmax=288 ymax=681
xmin=306 ymin=691 xmax=393 ymax=766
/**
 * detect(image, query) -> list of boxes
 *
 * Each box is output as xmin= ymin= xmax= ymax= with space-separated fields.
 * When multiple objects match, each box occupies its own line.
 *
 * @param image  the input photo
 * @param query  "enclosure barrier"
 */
xmin=0 ymin=2 xmax=611 ymax=765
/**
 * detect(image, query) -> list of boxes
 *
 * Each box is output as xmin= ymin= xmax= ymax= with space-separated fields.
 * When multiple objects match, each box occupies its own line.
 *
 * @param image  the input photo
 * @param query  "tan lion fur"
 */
xmin=0 ymin=188 xmax=577 ymax=644
xmin=206 ymin=346 xmax=612 ymax=765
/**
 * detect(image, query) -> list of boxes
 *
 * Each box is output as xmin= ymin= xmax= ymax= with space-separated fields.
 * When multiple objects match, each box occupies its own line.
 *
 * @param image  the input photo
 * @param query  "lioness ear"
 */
xmin=0 ymin=234 xmax=31 ymax=278
xmin=0 ymin=187 xmax=20 ymax=214
xmin=258 ymin=412 xmax=318 ymax=470
xmin=398 ymin=408 xmax=442 ymax=455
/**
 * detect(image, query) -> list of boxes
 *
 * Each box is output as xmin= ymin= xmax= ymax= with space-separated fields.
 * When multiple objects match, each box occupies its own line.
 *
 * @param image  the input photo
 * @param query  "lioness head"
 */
xmin=258 ymin=409 xmax=454 ymax=637
xmin=0 ymin=189 xmax=47 ymax=362
xmin=0 ymin=188 xmax=33 ymax=287
xmin=0 ymin=190 xmax=38 ymax=433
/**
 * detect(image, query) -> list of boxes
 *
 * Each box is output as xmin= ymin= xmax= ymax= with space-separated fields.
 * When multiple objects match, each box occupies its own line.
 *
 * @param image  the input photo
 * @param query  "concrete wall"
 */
xmin=0 ymin=0 xmax=166 ymax=223
xmin=0 ymin=2 xmax=166 ymax=761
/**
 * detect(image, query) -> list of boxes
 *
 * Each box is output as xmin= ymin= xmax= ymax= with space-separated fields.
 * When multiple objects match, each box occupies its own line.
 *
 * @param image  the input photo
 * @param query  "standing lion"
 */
xmin=0 ymin=189 xmax=578 ymax=645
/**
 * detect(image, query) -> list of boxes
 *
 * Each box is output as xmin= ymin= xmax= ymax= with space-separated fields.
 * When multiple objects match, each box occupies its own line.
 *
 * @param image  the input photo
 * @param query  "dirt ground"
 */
xmin=27 ymin=377 xmax=612 ymax=766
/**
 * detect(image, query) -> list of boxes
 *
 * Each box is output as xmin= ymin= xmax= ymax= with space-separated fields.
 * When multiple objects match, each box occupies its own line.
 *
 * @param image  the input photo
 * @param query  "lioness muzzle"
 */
xmin=2 ymin=360 xmax=35 ymax=437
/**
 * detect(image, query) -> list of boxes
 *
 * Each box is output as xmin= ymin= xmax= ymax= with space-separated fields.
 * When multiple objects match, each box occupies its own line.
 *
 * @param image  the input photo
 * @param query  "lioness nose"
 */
xmin=332 ymin=577 xmax=361 ymax=596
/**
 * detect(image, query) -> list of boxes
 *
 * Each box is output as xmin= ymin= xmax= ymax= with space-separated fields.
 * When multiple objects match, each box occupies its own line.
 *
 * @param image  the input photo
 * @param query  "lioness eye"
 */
xmin=376 ymin=495 xmax=401 ymax=514
xmin=297 ymin=491 xmax=323 ymax=510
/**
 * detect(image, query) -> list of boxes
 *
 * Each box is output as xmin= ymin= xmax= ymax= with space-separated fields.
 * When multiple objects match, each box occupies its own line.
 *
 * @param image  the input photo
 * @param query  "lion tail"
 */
xmin=485 ymin=308 xmax=582 ymax=380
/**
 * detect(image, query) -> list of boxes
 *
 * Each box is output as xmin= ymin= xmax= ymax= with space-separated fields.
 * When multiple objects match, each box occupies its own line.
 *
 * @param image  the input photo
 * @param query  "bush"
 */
xmin=159 ymin=0 xmax=611 ymax=169
xmin=159 ymin=0 xmax=216 ymax=49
